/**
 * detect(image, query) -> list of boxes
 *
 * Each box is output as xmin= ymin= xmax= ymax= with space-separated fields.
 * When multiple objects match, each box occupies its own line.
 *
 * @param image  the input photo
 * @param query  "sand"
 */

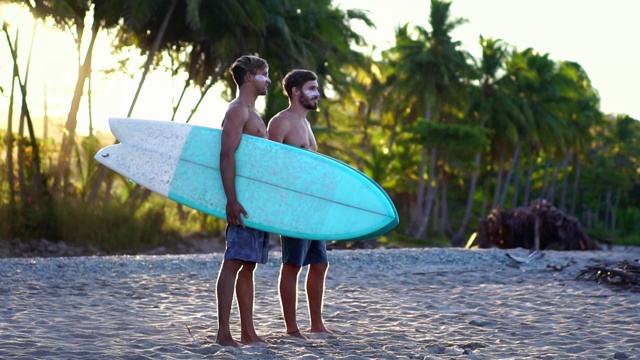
xmin=1 ymin=247 xmax=639 ymax=359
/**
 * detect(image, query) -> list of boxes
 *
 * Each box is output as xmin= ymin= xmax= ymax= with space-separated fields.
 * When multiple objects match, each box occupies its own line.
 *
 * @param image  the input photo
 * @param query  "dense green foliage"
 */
xmin=1 ymin=0 xmax=639 ymax=253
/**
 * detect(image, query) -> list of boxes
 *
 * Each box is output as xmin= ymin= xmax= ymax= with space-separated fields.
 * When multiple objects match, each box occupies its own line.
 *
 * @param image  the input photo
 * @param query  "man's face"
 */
xmin=253 ymin=68 xmax=271 ymax=95
xmin=298 ymin=80 xmax=320 ymax=110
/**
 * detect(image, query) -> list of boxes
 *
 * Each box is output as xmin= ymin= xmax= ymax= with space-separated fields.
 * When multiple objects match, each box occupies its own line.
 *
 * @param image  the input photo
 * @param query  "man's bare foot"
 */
xmin=215 ymin=337 xmax=239 ymax=347
xmin=287 ymin=329 xmax=307 ymax=340
xmin=241 ymin=335 xmax=268 ymax=346
xmin=215 ymin=330 xmax=239 ymax=347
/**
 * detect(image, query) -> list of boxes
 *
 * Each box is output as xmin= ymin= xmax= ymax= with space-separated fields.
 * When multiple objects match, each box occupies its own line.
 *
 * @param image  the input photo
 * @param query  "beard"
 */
xmin=299 ymin=93 xmax=318 ymax=110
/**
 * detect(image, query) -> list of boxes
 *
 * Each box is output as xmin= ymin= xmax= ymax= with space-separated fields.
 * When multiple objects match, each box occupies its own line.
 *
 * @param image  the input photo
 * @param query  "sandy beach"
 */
xmin=1 ymin=247 xmax=639 ymax=359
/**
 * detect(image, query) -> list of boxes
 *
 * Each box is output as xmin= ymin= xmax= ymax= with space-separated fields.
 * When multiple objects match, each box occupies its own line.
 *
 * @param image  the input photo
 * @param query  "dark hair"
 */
xmin=229 ymin=55 xmax=268 ymax=87
xmin=282 ymin=69 xmax=317 ymax=98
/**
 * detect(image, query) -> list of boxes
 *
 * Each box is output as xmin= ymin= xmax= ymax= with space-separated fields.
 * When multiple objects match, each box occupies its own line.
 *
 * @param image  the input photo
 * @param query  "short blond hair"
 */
xmin=229 ymin=55 xmax=269 ymax=87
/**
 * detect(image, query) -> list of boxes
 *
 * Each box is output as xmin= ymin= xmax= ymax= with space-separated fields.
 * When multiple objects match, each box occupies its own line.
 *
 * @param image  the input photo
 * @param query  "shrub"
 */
xmin=53 ymin=198 xmax=181 ymax=254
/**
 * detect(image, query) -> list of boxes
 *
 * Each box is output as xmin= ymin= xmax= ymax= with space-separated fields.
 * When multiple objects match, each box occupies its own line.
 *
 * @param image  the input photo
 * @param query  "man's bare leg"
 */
xmin=236 ymin=262 xmax=267 ymax=344
xmin=279 ymin=263 xmax=306 ymax=339
xmin=215 ymin=260 xmax=242 ymax=347
xmin=306 ymin=262 xmax=331 ymax=334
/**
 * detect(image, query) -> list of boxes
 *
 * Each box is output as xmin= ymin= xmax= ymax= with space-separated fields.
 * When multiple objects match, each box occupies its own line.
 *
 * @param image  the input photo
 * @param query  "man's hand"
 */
xmin=226 ymin=200 xmax=248 ymax=227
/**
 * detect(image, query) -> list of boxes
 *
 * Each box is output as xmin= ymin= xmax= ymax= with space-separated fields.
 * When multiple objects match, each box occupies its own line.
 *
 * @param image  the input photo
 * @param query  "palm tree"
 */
xmin=385 ymin=0 xmax=473 ymax=240
xmin=451 ymin=36 xmax=516 ymax=245
xmin=502 ymin=48 xmax=570 ymax=207
xmin=553 ymin=61 xmax=600 ymax=212
xmin=258 ymin=0 xmax=372 ymax=121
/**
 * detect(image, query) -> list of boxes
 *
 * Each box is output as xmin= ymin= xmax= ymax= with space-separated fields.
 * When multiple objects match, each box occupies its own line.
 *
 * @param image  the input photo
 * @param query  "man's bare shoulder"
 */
xmin=222 ymin=101 xmax=250 ymax=128
xmin=226 ymin=101 xmax=250 ymax=119
xmin=267 ymin=112 xmax=289 ymax=131
xmin=268 ymin=109 xmax=294 ymax=126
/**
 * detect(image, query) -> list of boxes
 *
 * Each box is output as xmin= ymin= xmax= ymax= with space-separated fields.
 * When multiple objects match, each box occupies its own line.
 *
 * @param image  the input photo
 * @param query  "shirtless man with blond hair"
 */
xmin=267 ymin=69 xmax=332 ymax=339
xmin=216 ymin=55 xmax=271 ymax=347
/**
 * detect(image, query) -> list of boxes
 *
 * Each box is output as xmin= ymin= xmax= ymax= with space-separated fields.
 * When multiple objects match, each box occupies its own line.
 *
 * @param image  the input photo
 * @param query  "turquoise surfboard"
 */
xmin=94 ymin=118 xmax=399 ymax=241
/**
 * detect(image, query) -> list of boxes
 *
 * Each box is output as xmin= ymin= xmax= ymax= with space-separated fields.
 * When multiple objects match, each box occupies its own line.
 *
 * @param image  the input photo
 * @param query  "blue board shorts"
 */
xmin=224 ymin=225 xmax=269 ymax=264
xmin=281 ymin=236 xmax=328 ymax=266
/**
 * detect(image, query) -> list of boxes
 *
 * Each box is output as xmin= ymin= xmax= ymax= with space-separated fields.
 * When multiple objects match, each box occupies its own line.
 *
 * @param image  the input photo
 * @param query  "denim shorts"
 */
xmin=281 ymin=236 xmax=327 ymax=266
xmin=224 ymin=225 xmax=269 ymax=264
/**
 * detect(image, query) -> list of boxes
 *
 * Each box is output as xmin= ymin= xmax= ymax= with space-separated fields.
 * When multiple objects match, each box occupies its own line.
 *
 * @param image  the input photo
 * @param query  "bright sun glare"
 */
xmin=0 ymin=4 xmax=232 ymax=138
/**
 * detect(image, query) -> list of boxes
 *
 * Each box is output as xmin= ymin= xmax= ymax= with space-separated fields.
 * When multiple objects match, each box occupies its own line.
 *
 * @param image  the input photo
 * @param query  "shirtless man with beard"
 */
xmin=267 ymin=69 xmax=332 ymax=340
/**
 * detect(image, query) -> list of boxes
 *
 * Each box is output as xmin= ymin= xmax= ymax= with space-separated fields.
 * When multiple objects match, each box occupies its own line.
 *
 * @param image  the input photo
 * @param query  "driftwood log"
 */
xmin=327 ymin=239 xmax=382 ymax=250
xmin=472 ymin=199 xmax=601 ymax=251
xmin=577 ymin=260 xmax=640 ymax=292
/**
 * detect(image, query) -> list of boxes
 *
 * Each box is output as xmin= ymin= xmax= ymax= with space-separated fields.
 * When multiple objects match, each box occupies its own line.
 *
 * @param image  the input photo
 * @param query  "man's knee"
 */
xmin=282 ymin=262 xmax=302 ymax=275
xmin=310 ymin=262 xmax=329 ymax=273
xmin=221 ymin=259 xmax=243 ymax=273
xmin=240 ymin=261 xmax=257 ymax=273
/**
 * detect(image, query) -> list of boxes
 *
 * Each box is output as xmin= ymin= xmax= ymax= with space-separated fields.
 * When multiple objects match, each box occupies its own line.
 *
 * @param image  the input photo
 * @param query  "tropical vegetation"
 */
xmin=1 ymin=0 xmax=639 ymax=254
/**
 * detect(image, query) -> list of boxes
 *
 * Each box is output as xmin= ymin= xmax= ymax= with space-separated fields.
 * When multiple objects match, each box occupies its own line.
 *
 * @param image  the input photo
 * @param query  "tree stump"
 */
xmin=473 ymin=199 xmax=601 ymax=251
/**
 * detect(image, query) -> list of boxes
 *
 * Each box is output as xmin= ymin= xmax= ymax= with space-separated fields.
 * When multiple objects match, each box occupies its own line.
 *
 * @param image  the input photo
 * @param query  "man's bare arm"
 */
xmin=220 ymin=105 xmax=249 ymax=226
xmin=267 ymin=116 xmax=289 ymax=144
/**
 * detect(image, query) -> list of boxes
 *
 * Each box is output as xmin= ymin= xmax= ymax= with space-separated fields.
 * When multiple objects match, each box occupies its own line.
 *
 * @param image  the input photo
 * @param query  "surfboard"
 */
xmin=94 ymin=118 xmax=399 ymax=241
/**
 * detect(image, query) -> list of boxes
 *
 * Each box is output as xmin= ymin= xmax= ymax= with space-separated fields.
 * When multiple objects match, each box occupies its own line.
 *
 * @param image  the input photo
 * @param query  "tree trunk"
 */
xmin=548 ymin=165 xmax=558 ymax=204
xmin=5 ymin=33 xmax=18 ymax=229
xmin=127 ymin=0 xmax=178 ymax=117
xmin=452 ymin=150 xmax=481 ymax=246
xmin=550 ymin=151 xmax=571 ymax=206
xmin=540 ymin=161 xmax=550 ymax=201
xmin=416 ymin=147 xmax=438 ymax=239
xmin=511 ymin=154 xmax=521 ymax=209
xmin=185 ymin=76 xmax=219 ymax=123
xmin=87 ymin=71 xmax=93 ymax=136
xmin=569 ymin=156 xmax=581 ymax=216
xmin=53 ymin=21 xmax=100 ymax=196
xmin=491 ymin=147 xmax=505 ymax=209
xmin=3 ymin=24 xmax=44 ymax=199
xmin=432 ymin=180 xmax=440 ymax=236
xmin=172 ymin=77 xmax=190 ymax=121
xmin=499 ymin=138 xmax=521 ymax=208
xmin=595 ymin=194 xmax=602 ymax=227
xmin=408 ymin=147 xmax=428 ymax=235
xmin=408 ymin=100 xmax=434 ymax=239
xmin=185 ymin=64 xmax=230 ymax=123
xmin=387 ymin=105 xmax=401 ymax=150
xmin=439 ymin=169 xmax=453 ymax=240
xmin=480 ymin=179 xmax=490 ymax=218
xmin=559 ymin=150 xmax=572 ymax=211
xmin=584 ymin=206 xmax=592 ymax=229
xmin=604 ymin=188 xmax=612 ymax=231
xmin=17 ymin=96 xmax=27 ymax=204
xmin=522 ymin=156 xmax=534 ymax=207
xmin=22 ymin=94 xmax=45 ymax=198
xmin=612 ymin=189 xmax=620 ymax=232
